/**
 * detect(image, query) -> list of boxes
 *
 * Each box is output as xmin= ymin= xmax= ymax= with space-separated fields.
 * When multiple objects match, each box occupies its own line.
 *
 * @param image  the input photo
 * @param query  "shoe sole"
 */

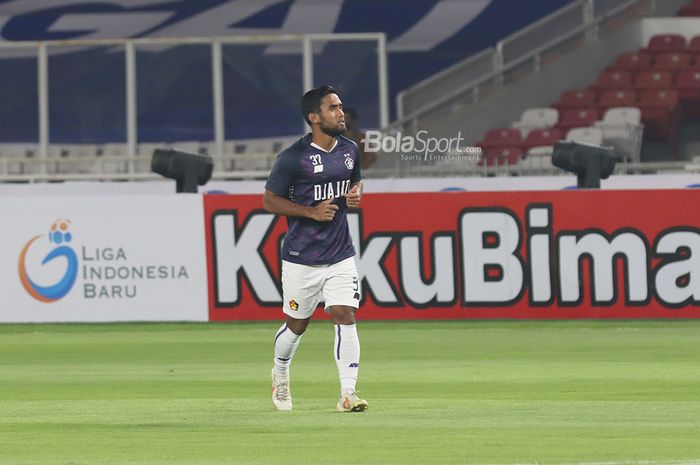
xmin=337 ymin=401 xmax=368 ymax=413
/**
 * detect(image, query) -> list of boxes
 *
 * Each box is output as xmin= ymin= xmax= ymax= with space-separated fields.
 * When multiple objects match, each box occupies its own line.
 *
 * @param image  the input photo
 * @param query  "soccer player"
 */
xmin=263 ymin=85 xmax=368 ymax=413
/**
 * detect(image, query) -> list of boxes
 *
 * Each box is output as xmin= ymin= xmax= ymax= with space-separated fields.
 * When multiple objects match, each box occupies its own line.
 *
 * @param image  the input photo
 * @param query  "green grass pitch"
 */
xmin=1 ymin=320 xmax=700 ymax=465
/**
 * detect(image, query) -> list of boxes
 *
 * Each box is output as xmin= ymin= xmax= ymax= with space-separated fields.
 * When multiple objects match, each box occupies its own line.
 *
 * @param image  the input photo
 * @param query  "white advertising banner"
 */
xmin=1 ymin=195 xmax=207 ymax=322
xmin=1 ymin=174 xmax=700 ymax=197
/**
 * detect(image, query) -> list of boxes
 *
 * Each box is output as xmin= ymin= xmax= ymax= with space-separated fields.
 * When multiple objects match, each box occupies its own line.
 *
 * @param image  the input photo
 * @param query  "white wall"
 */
xmin=641 ymin=18 xmax=700 ymax=44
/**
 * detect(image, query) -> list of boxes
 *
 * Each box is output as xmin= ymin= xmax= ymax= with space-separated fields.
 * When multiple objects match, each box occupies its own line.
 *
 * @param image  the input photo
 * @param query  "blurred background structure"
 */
xmin=0 ymin=0 xmax=698 ymax=182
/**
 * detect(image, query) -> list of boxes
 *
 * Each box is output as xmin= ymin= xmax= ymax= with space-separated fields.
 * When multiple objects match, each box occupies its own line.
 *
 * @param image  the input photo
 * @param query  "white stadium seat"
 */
xmin=566 ymin=127 xmax=604 ymax=145
xmin=512 ymin=107 xmax=559 ymax=136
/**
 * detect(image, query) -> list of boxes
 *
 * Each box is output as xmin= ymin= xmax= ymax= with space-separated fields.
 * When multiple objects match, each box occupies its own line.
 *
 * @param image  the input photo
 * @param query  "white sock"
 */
xmin=273 ymin=324 xmax=302 ymax=377
xmin=334 ymin=323 xmax=360 ymax=392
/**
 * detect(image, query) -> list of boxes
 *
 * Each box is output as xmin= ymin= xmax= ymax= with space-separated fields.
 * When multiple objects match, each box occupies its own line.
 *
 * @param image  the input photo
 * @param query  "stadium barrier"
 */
xmin=207 ymin=190 xmax=699 ymax=320
xmin=3 ymin=189 xmax=699 ymax=323
xmin=1 ymin=195 xmax=207 ymax=323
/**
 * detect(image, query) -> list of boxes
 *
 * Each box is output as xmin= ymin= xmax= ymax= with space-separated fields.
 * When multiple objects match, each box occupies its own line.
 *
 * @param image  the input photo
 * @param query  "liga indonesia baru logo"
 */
xmin=18 ymin=219 xmax=78 ymax=303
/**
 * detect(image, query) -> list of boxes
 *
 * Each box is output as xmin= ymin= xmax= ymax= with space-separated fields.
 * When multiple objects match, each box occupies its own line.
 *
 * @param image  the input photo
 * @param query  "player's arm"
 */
xmin=263 ymin=189 xmax=338 ymax=222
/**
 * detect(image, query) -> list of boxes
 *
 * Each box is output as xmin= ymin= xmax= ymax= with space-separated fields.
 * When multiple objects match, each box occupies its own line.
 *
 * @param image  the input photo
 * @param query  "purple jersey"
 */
xmin=265 ymin=134 xmax=362 ymax=265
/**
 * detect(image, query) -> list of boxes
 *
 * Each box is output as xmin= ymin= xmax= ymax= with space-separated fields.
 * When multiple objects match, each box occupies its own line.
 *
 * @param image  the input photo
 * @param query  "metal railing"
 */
xmin=0 ymin=32 xmax=389 ymax=177
xmin=395 ymin=0 xmax=650 ymax=129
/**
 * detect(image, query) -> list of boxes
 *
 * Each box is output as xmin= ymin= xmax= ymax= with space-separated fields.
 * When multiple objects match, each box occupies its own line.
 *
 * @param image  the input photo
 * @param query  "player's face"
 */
xmin=316 ymin=93 xmax=346 ymax=137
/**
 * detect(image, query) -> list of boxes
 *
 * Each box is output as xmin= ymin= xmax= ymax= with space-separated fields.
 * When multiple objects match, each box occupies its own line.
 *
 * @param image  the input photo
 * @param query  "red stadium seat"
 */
xmin=477 ymin=128 xmax=522 ymax=151
xmin=478 ymin=146 xmax=523 ymax=166
xmin=609 ymin=52 xmax=652 ymax=72
xmin=556 ymin=108 xmax=600 ymax=133
xmin=688 ymin=36 xmax=700 ymax=54
xmin=637 ymin=89 xmax=680 ymax=143
xmin=590 ymin=70 xmax=633 ymax=92
xmin=482 ymin=127 xmax=521 ymax=144
xmin=634 ymin=70 xmax=673 ymax=90
xmin=643 ymin=34 xmax=687 ymax=54
xmin=552 ymin=89 xmax=596 ymax=112
xmin=652 ymin=52 xmax=692 ymax=73
xmin=678 ymin=4 xmax=700 ymax=16
xmin=520 ymin=128 xmax=562 ymax=153
xmin=675 ymin=69 xmax=700 ymax=118
xmin=597 ymin=89 xmax=637 ymax=112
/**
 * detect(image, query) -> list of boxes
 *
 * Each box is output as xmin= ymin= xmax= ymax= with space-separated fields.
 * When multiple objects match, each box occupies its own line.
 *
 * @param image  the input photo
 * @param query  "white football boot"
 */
xmin=271 ymin=368 xmax=292 ymax=411
xmin=336 ymin=389 xmax=368 ymax=412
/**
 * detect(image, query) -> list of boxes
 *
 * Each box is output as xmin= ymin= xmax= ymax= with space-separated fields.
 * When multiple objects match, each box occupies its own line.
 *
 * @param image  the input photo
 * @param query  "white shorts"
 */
xmin=281 ymin=256 xmax=360 ymax=319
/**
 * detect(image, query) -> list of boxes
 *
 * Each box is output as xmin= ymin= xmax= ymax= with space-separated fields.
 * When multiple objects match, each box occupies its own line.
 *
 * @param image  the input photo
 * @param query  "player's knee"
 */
xmin=286 ymin=317 xmax=310 ymax=335
xmin=330 ymin=306 xmax=356 ymax=325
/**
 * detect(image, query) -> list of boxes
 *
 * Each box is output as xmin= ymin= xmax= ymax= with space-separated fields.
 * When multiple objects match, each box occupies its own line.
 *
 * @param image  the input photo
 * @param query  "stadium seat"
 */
xmin=609 ymin=52 xmax=652 ymax=72
xmin=556 ymin=108 xmax=600 ymax=133
xmin=597 ymin=89 xmax=637 ymax=112
xmin=478 ymin=146 xmax=523 ymax=167
xmin=687 ymin=35 xmax=700 ymax=54
xmin=0 ymin=143 xmax=37 ymax=175
xmin=634 ymin=70 xmax=673 ymax=90
xmin=477 ymin=128 xmax=522 ymax=151
xmin=637 ymin=89 xmax=680 ymax=145
xmin=643 ymin=34 xmax=687 ymax=55
xmin=675 ymin=69 xmax=700 ymax=119
xmin=590 ymin=70 xmax=633 ymax=92
xmin=594 ymin=107 xmax=643 ymax=162
xmin=678 ymin=4 xmax=700 ymax=16
xmin=520 ymin=128 xmax=562 ymax=154
xmin=519 ymin=148 xmax=552 ymax=171
xmin=566 ymin=127 xmax=604 ymax=145
xmin=58 ymin=144 xmax=100 ymax=174
xmin=511 ymin=107 xmax=559 ymax=136
xmin=552 ymin=89 xmax=597 ymax=112
xmin=272 ymin=136 xmax=300 ymax=154
xmin=97 ymin=143 xmax=129 ymax=174
xmin=231 ymin=138 xmax=278 ymax=171
xmin=652 ymin=52 xmax=692 ymax=73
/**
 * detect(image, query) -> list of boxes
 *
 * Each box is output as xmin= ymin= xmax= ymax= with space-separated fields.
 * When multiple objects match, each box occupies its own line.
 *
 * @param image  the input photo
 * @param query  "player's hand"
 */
xmin=343 ymin=185 xmax=361 ymax=208
xmin=309 ymin=197 xmax=339 ymax=222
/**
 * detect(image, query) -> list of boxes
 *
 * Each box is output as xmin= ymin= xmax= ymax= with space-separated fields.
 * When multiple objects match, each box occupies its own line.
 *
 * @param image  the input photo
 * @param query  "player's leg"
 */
xmin=272 ymin=260 xmax=323 ymax=411
xmin=323 ymin=258 xmax=367 ymax=412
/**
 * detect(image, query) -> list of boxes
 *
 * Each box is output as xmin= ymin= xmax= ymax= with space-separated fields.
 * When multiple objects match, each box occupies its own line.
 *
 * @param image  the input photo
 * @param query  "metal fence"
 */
xmin=0 ymin=33 xmax=388 ymax=179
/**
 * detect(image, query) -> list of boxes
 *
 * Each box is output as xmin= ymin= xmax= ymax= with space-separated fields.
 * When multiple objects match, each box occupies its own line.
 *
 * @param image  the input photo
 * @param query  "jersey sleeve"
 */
xmin=265 ymin=150 xmax=299 ymax=197
xmin=351 ymin=145 xmax=362 ymax=183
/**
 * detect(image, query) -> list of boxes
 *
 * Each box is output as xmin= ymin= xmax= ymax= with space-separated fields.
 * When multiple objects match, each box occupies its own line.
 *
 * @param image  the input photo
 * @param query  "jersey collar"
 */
xmin=310 ymin=138 xmax=338 ymax=153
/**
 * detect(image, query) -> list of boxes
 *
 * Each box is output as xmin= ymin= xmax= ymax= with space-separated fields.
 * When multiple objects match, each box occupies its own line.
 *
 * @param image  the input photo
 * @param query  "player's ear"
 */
xmin=308 ymin=112 xmax=320 ymax=124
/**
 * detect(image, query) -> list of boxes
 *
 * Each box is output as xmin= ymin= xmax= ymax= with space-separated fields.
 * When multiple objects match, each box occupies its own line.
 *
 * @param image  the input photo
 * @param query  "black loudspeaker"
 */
xmin=552 ymin=141 xmax=617 ymax=189
xmin=151 ymin=148 xmax=213 ymax=193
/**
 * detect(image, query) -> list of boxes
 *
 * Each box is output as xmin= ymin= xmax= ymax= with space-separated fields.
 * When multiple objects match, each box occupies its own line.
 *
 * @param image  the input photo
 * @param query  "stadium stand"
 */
xmin=465 ymin=0 xmax=700 ymax=170
xmin=1 ymin=0 xmax=699 ymax=181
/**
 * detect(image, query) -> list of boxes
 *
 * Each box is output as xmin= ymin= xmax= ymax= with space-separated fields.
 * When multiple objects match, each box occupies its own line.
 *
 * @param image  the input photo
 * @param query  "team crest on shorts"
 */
xmin=288 ymin=299 xmax=299 ymax=311
xmin=344 ymin=154 xmax=354 ymax=170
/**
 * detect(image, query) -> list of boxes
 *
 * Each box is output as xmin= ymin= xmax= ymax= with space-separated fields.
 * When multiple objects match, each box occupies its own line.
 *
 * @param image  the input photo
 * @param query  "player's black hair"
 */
xmin=301 ymin=85 xmax=339 ymax=125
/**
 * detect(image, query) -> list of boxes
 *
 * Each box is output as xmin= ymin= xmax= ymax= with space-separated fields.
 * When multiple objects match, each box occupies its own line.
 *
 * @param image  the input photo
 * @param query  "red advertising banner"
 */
xmin=205 ymin=190 xmax=700 ymax=320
